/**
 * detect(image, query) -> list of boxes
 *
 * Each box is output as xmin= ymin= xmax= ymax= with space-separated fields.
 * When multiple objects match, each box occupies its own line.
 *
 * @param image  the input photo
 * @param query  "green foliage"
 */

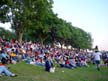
xmin=0 ymin=0 xmax=93 ymax=49
xmin=69 ymin=27 xmax=92 ymax=49
xmin=0 ymin=0 xmax=54 ymax=43
xmin=0 ymin=27 xmax=16 ymax=40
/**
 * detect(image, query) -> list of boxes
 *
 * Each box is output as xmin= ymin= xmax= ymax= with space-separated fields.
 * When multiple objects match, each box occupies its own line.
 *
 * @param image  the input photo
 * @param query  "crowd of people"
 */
xmin=0 ymin=38 xmax=108 ymax=77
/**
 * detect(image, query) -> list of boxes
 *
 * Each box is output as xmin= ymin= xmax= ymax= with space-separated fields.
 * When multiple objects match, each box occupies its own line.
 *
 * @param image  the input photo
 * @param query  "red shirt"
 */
xmin=0 ymin=64 xmax=5 ymax=66
xmin=65 ymin=60 xmax=70 ymax=65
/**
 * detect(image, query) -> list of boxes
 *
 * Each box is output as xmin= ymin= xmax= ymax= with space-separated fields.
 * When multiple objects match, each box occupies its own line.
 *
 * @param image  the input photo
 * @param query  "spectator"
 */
xmin=93 ymin=46 xmax=102 ymax=71
xmin=45 ymin=55 xmax=54 ymax=72
xmin=0 ymin=58 xmax=17 ymax=77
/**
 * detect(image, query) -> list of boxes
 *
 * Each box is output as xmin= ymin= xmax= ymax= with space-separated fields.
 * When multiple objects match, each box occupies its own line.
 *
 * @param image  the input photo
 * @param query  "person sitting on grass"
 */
xmin=65 ymin=57 xmax=74 ymax=69
xmin=59 ymin=57 xmax=65 ymax=68
xmin=0 ymin=58 xmax=17 ymax=77
xmin=45 ymin=55 xmax=54 ymax=72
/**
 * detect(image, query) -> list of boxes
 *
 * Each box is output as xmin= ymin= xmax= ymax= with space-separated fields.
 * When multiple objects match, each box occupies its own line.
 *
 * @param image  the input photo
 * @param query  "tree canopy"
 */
xmin=0 ymin=0 xmax=93 ymax=49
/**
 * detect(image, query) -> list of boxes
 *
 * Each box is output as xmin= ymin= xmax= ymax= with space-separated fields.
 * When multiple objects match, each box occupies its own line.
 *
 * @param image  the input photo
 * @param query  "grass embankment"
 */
xmin=0 ymin=62 xmax=108 ymax=81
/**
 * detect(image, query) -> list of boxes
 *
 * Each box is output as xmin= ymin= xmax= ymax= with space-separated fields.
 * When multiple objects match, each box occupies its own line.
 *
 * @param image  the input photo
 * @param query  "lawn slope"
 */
xmin=0 ymin=62 xmax=108 ymax=81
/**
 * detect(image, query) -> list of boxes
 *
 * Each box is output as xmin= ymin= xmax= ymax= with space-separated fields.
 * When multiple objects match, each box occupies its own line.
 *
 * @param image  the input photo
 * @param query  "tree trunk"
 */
xmin=39 ymin=34 xmax=48 ymax=46
xmin=71 ymin=46 xmax=73 ymax=50
xmin=40 ymin=38 xmax=44 ymax=46
xmin=17 ymin=32 xmax=23 ymax=43
xmin=59 ymin=42 xmax=63 ymax=49
xmin=66 ymin=46 xmax=68 ymax=50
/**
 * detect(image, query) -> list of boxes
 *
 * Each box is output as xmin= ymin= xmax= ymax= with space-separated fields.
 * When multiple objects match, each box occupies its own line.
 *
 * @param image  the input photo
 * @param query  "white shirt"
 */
xmin=93 ymin=52 xmax=101 ymax=60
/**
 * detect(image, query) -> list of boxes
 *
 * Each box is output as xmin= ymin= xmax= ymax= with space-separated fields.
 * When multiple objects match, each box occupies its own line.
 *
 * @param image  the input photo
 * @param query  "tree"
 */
xmin=0 ymin=0 xmax=93 ymax=49
xmin=0 ymin=27 xmax=16 ymax=40
xmin=68 ymin=26 xmax=93 ymax=49
xmin=0 ymin=0 xmax=54 ymax=43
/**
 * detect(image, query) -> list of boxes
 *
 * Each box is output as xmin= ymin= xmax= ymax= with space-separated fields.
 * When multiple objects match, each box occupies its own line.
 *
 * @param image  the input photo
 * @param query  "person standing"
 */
xmin=93 ymin=46 xmax=101 ymax=71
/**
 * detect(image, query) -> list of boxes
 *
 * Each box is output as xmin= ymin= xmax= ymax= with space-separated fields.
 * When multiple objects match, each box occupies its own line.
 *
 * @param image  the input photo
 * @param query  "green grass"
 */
xmin=0 ymin=62 xmax=108 ymax=81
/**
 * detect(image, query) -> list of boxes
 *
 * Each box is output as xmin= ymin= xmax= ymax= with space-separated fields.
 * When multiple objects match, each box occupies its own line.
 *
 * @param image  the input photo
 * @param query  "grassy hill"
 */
xmin=0 ymin=62 xmax=108 ymax=81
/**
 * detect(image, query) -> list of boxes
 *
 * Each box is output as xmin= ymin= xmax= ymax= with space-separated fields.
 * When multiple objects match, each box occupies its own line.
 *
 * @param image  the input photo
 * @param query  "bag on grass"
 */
xmin=50 ymin=67 xmax=55 ymax=73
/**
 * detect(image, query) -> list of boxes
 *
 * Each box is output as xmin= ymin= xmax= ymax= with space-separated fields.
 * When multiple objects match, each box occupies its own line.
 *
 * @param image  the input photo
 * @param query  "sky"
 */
xmin=0 ymin=0 xmax=108 ymax=50
xmin=0 ymin=23 xmax=11 ymax=31
xmin=53 ymin=0 xmax=108 ymax=51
